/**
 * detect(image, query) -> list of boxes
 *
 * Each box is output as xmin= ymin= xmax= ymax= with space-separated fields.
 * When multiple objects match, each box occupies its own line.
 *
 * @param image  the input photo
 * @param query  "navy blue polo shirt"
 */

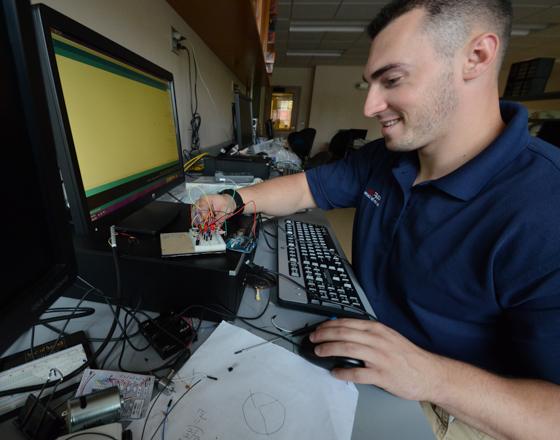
xmin=306 ymin=101 xmax=560 ymax=384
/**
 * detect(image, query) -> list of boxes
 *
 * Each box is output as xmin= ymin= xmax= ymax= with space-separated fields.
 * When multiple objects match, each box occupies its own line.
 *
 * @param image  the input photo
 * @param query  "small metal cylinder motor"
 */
xmin=66 ymin=386 xmax=123 ymax=433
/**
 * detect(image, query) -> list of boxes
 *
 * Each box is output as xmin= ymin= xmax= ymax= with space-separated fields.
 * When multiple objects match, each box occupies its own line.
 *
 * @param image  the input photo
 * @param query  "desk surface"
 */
xmin=0 ymin=210 xmax=434 ymax=440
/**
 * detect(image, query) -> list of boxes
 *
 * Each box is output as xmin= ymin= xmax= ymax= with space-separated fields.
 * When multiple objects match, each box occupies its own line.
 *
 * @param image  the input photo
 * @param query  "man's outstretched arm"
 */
xmin=195 ymin=172 xmax=317 ymax=221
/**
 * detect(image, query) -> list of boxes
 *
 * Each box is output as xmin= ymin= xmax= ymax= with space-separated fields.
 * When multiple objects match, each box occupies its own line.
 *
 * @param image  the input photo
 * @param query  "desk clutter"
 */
xmin=2 ymin=321 xmax=359 ymax=440
xmin=129 ymin=321 xmax=358 ymax=440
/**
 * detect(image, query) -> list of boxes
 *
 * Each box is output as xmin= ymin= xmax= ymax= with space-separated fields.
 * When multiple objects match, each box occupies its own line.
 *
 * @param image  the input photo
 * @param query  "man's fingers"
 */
xmin=311 ymin=327 xmax=377 ymax=347
xmin=331 ymin=366 xmax=381 ymax=385
xmin=317 ymin=318 xmax=382 ymax=332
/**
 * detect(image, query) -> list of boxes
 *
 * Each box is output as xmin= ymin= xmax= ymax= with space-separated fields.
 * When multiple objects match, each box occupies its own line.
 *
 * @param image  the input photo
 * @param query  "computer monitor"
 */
xmin=1 ymin=0 xmax=76 ymax=353
xmin=32 ymin=4 xmax=184 ymax=236
xmin=234 ymin=93 xmax=254 ymax=148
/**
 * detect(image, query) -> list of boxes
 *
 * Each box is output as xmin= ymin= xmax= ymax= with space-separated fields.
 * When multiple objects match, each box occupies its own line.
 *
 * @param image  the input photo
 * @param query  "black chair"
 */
xmin=287 ymin=128 xmax=317 ymax=162
xmin=265 ymin=118 xmax=274 ymax=140
xmin=305 ymin=130 xmax=354 ymax=169
xmin=537 ymin=120 xmax=560 ymax=147
xmin=348 ymin=128 xmax=368 ymax=140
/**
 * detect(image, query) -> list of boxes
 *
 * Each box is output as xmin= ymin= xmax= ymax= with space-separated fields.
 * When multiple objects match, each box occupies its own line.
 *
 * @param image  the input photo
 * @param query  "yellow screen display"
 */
xmin=52 ymin=34 xmax=179 ymax=196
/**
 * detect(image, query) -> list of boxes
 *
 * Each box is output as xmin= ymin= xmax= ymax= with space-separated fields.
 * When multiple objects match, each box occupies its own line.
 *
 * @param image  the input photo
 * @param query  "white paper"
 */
xmin=128 ymin=321 xmax=359 ymax=440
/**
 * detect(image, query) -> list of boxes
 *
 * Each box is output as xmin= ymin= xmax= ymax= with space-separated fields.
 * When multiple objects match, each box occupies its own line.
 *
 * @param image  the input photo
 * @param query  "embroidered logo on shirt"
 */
xmin=364 ymin=188 xmax=382 ymax=207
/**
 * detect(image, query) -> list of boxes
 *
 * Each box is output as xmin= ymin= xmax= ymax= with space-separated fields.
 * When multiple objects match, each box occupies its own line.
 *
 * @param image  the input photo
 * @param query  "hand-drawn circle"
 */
xmin=242 ymin=391 xmax=286 ymax=435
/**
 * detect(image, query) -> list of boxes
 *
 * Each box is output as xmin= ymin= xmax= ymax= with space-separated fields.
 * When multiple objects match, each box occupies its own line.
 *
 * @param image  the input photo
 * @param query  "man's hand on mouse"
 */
xmin=309 ymin=318 xmax=445 ymax=401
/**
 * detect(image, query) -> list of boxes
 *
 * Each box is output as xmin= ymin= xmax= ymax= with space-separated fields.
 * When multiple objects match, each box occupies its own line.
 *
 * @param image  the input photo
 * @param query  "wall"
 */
xmin=308 ymin=65 xmax=381 ymax=156
xmin=270 ymin=67 xmax=314 ymax=131
xmin=31 ymin=0 xmax=241 ymax=154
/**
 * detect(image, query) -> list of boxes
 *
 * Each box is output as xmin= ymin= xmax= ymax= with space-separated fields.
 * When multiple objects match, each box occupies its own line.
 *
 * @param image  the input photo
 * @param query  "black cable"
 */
xmin=84 ymin=288 xmax=194 ymax=375
xmin=258 ymin=214 xmax=276 ymax=250
xmin=0 ymin=241 xmax=122 ymax=398
xmin=166 ymin=192 xmax=185 ymax=204
xmin=37 ymin=307 xmax=96 ymax=324
xmin=185 ymin=47 xmax=201 ymax=154
xmin=99 ymin=299 xmax=145 ymax=369
xmin=148 ymin=378 xmax=202 ymax=440
xmin=63 ymin=433 xmax=119 ymax=440
xmin=30 ymin=326 xmax=36 ymax=360
xmin=40 ymin=322 xmax=69 ymax=338
xmin=141 ymin=388 xmax=164 ymax=440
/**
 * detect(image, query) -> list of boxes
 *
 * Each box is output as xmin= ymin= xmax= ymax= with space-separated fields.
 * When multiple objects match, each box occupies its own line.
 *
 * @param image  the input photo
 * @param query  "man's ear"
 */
xmin=462 ymin=32 xmax=499 ymax=80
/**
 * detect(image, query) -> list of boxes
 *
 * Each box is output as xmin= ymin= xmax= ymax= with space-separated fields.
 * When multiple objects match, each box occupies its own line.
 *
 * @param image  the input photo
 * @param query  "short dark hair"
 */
xmin=367 ymin=0 xmax=512 ymax=68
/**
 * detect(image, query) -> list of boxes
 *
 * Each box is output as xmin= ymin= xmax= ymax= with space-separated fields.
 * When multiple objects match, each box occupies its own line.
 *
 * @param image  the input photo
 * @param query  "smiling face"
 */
xmin=363 ymin=8 xmax=460 ymax=153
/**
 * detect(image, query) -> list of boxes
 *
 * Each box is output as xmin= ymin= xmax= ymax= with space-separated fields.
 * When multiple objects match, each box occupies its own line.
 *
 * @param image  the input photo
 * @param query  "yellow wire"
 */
xmin=183 ymin=152 xmax=208 ymax=171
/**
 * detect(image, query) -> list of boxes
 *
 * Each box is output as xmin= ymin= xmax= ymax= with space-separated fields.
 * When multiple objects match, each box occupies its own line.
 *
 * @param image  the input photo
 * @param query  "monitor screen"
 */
xmin=33 ymin=5 xmax=184 ymax=235
xmin=234 ymin=93 xmax=254 ymax=148
xmin=1 ymin=0 xmax=76 ymax=353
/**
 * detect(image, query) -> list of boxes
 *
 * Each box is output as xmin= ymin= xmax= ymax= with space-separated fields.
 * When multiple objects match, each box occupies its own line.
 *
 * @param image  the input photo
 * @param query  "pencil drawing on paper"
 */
xmin=242 ymin=390 xmax=286 ymax=435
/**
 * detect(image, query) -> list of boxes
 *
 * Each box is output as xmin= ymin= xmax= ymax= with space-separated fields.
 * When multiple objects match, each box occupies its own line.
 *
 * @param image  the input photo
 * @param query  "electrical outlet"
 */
xmin=171 ymin=26 xmax=185 ymax=54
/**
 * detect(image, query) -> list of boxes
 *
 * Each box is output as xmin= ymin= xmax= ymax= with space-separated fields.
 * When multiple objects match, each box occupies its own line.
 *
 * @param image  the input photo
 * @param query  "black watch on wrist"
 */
xmin=219 ymin=189 xmax=244 ymax=212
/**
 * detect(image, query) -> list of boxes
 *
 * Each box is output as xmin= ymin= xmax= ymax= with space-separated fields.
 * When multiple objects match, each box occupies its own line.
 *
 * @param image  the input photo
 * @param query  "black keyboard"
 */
xmin=277 ymin=215 xmax=374 ymax=317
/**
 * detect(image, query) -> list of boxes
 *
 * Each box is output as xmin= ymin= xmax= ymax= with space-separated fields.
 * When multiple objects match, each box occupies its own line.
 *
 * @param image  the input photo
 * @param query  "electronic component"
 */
xmin=214 ymin=171 xmax=254 ymax=184
xmin=16 ymin=394 xmax=65 ymax=440
xmin=0 ymin=333 xmax=91 ymax=421
xmin=139 ymin=313 xmax=194 ymax=359
xmin=190 ymin=228 xmax=227 ymax=253
xmin=65 ymin=387 xmax=123 ymax=433
xmin=226 ymin=235 xmax=256 ymax=254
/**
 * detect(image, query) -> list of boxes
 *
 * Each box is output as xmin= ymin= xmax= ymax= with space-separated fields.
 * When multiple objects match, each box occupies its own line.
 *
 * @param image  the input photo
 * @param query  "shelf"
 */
xmin=502 ymin=92 xmax=560 ymax=101
xmin=166 ymin=0 xmax=269 ymax=89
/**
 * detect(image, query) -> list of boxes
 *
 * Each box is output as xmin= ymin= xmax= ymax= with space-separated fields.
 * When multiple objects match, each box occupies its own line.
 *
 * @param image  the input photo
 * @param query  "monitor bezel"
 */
xmin=32 ymin=4 xmax=184 ymax=236
xmin=1 ymin=0 xmax=76 ymax=354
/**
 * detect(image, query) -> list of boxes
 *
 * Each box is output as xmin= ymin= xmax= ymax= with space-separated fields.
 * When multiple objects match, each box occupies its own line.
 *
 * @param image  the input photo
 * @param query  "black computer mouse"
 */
xmin=298 ymin=335 xmax=365 ymax=370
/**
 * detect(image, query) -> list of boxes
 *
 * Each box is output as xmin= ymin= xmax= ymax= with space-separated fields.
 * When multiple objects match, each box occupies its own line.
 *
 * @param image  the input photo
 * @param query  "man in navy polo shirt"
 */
xmin=196 ymin=0 xmax=560 ymax=438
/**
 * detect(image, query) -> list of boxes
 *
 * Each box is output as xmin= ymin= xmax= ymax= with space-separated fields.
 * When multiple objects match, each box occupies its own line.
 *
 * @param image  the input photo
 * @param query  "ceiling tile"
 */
xmin=288 ymin=40 xmax=322 ymax=50
xmin=276 ymin=2 xmax=292 ymax=18
xmin=319 ymin=40 xmax=354 ymax=49
xmin=288 ymin=31 xmax=324 ymax=41
xmin=336 ymin=3 xmax=382 ymax=20
xmin=292 ymin=0 xmax=340 ymax=3
xmin=321 ymin=31 xmax=364 ymax=41
xmin=510 ymin=0 xmax=560 ymax=5
xmin=344 ymin=46 xmax=368 ymax=55
xmin=292 ymin=3 xmax=341 ymax=19
xmin=516 ymin=5 xmax=560 ymax=23
xmin=533 ymin=23 xmax=560 ymax=36
xmin=275 ymin=30 xmax=289 ymax=40
xmin=512 ymin=5 xmax=550 ymax=21
xmin=275 ymin=19 xmax=290 ymax=31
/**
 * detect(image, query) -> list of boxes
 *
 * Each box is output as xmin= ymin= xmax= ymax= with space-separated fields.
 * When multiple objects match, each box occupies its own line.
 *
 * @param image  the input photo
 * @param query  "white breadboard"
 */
xmin=0 ymin=344 xmax=88 ymax=417
xmin=190 ymin=229 xmax=226 ymax=253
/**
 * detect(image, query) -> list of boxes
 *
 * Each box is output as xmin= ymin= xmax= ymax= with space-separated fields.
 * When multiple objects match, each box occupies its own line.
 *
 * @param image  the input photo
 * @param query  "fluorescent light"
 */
xmin=290 ymin=25 xmax=365 ymax=33
xmin=289 ymin=21 xmax=368 ymax=33
xmin=510 ymin=24 xmax=548 ymax=37
xmin=286 ymin=51 xmax=343 ymax=57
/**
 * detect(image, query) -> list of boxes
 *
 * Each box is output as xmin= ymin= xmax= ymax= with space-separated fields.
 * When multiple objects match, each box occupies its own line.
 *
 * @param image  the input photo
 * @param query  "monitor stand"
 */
xmin=116 ymin=201 xmax=182 ymax=235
